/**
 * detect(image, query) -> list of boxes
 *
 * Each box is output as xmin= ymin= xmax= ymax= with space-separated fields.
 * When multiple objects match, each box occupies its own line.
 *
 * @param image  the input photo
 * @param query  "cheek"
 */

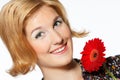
xmin=60 ymin=24 xmax=71 ymax=38
xmin=29 ymin=40 xmax=50 ymax=55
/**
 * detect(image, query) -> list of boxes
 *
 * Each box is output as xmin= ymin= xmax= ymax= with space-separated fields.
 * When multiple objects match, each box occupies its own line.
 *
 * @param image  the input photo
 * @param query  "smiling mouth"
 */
xmin=50 ymin=43 xmax=67 ymax=55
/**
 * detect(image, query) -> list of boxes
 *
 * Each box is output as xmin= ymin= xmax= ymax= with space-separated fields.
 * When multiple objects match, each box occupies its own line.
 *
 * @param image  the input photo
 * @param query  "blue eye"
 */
xmin=53 ymin=17 xmax=63 ymax=28
xmin=54 ymin=21 xmax=62 ymax=27
xmin=35 ymin=32 xmax=44 ymax=39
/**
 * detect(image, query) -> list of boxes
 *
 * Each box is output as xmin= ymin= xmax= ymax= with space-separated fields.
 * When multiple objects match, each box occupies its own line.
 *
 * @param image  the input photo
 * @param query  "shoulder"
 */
xmin=74 ymin=55 xmax=120 ymax=79
xmin=106 ymin=55 xmax=120 ymax=63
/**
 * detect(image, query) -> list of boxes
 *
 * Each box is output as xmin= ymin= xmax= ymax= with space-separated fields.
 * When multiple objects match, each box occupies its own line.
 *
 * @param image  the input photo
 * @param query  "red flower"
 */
xmin=81 ymin=38 xmax=106 ymax=72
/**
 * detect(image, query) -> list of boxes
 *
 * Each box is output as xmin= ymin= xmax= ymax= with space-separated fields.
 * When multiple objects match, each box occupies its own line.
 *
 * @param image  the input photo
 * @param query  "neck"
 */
xmin=40 ymin=60 xmax=83 ymax=80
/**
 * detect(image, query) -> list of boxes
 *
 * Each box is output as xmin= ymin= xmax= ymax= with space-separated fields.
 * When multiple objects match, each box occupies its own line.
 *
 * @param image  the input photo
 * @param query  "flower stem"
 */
xmin=103 ymin=64 xmax=117 ymax=80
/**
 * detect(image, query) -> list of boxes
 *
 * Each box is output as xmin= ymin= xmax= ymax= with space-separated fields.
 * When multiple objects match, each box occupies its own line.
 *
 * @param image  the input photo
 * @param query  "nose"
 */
xmin=51 ymin=30 xmax=63 ymax=45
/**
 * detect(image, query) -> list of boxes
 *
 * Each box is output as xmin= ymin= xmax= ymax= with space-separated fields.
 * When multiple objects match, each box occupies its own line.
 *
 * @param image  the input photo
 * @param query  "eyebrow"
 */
xmin=31 ymin=15 xmax=60 ymax=35
xmin=31 ymin=27 xmax=41 ymax=35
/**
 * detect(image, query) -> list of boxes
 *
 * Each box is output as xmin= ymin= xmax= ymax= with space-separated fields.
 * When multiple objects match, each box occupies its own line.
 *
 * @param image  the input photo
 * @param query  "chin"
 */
xmin=54 ymin=53 xmax=73 ymax=68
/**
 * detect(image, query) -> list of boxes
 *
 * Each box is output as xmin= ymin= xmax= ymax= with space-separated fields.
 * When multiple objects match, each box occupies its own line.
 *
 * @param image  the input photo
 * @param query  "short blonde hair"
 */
xmin=0 ymin=0 xmax=88 ymax=76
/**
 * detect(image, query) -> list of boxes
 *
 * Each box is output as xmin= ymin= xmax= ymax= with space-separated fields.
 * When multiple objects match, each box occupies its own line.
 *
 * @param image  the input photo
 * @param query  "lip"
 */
xmin=50 ymin=43 xmax=67 ymax=55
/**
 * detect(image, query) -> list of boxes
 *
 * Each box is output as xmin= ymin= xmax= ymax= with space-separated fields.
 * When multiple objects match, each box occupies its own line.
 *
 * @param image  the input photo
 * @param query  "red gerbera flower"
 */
xmin=81 ymin=38 xmax=106 ymax=73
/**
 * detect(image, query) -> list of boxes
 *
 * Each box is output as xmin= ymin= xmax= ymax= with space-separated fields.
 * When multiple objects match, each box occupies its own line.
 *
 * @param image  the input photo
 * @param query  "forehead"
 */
xmin=27 ymin=5 xmax=58 ymax=22
xmin=25 ymin=5 xmax=59 ymax=28
xmin=25 ymin=5 xmax=59 ymax=34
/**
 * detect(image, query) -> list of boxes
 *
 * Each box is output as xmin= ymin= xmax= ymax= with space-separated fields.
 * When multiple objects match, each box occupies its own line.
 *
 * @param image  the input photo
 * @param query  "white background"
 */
xmin=0 ymin=0 xmax=120 ymax=80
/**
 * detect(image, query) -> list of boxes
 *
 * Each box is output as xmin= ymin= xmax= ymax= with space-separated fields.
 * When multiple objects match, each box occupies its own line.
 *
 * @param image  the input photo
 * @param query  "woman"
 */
xmin=0 ymin=0 xmax=120 ymax=80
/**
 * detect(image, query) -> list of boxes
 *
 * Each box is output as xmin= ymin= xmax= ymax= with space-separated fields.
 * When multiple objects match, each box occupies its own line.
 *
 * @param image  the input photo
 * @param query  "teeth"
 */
xmin=53 ymin=46 xmax=65 ymax=53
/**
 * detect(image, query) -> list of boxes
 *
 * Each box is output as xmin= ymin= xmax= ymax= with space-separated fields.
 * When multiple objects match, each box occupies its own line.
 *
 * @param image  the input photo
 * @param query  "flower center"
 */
xmin=90 ymin=49 xmax=99 ymax=62
xmin=93 ymin=53 xmax=97 ymax=58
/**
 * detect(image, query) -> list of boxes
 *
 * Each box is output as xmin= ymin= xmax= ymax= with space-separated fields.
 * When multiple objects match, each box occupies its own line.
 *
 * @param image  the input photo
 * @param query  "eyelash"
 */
xmin=35 ymin=32 xmax=45 ymax=39
xmin=53 ymin=18 xmax=63 ymax=28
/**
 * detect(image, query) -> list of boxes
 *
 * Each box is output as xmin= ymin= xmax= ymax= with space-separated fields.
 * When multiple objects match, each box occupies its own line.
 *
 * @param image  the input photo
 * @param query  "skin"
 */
xmin=25 ymin=5 xmax=83 ymax=80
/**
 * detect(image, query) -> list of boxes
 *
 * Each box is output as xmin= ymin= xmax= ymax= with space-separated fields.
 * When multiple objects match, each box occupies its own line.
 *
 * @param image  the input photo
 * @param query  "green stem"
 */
xmin=104 ymin=64 xmax=117 ymax=80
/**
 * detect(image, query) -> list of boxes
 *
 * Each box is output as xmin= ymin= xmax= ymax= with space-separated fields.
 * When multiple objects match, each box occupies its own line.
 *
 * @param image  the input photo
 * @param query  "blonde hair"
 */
xmin=0 ymin=0 xmax=88 ymax=76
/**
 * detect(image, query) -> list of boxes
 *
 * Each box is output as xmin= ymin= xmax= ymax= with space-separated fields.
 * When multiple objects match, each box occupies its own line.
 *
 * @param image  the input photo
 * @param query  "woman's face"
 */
xmin=25 ymin=5 xmax=73 ymax=68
